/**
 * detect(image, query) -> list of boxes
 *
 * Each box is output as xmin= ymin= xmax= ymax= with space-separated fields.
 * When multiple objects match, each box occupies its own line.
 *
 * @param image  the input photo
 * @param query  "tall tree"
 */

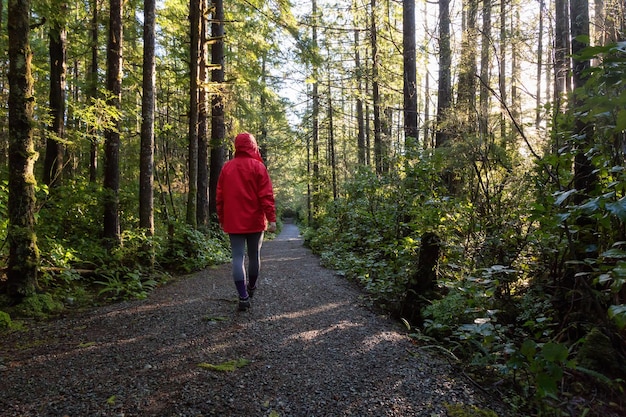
xmin=310 ymin=0 xmax=320 ymax=221
xmin=535 ymin=0 xmax=544 ymax=129
xmin=208 ymin=0 xmax=225 ymax=218
xmin=353 ymin=0 xmax=366 ymax=165
xmin=570 ymin=0 xmax=596 ymax=202
xmin=88 ymin=0 xmax=99 ymax=183
xmin=326 ymin=59 xmax=337 ymax=200
xmin=197 ymin=0 xmax=209 ymax=227
xmin=510 ymin=5 xmax=521 ymax=128
xmin=371 ymin=0 xmax=384 ymax=173
xmin=403 ymin=0 xmax=418 ymax=149
xmin=140 ymin=0 xmax=156 ymax=237
xmin=103 ymin=0 xmax=123 ymax=246
xmin=435 ymin=0 xmax=451 ymax=148
xmin=44 ymin=10 xmax=67 ymax=187
xmin=479 ymin=0 xmax=491 ymax=137
xmin=499 ymin=0 xmax=507 ymax=140
xmin=457 ymin=0 xmax=478 ymax=130
xmin=7 ymin=0 xmax=39 ymax=299
xmin=186 ymin=0 xmax=200 ymax=226
xmin=554 ymin=0 xmax=570 ymax=120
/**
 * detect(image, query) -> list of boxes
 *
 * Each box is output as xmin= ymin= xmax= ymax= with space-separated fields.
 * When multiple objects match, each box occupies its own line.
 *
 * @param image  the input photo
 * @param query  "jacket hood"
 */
xmin=234 ymin=132 xmax=263 ymax=162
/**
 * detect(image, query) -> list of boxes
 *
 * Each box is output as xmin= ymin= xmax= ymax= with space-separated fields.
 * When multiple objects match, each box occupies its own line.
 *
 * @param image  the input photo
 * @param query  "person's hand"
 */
xmin=267 ymin=222 xmax=277 ymax=233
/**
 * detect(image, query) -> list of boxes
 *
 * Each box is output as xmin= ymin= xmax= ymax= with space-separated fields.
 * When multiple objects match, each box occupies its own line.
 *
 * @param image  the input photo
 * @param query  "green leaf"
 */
xmin=608 ymin=305 xmax=626 ymax=329
xmin=521 ymin=339 xmax=536 ymax=360
xmin=541 ymin=342 xmax=568 ymax=362
xmin=553 ymin=189 xmax=577 ymax=206
xmin=606 ymin=196 xmax=626 ymax=221
xmin=616 ymin=109 xmax=626 ymax=132
xmin=204 ymin=316 xmax=229 ymax=322
xmin=578 ymin=197 xmax=600 ymax=213
xmin=536 ymin=372 xmax=559 ymax=399
xmin=198 ymin=358 xmax=250 ymax=372
xmin=601 ymin=248 xmax=626 ymax=259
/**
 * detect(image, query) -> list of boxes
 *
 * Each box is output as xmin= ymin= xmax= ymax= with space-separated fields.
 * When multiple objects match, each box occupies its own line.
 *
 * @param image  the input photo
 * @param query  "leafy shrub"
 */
xmin=0 ymin=310 xmax=16 ymax=330
xmin=159 ymin=222 xmax=230 ymax=273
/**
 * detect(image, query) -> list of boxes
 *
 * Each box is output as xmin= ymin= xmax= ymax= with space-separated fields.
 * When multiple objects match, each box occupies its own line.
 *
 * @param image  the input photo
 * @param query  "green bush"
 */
xmin=159 ymin=222 xmax=230 ymax=273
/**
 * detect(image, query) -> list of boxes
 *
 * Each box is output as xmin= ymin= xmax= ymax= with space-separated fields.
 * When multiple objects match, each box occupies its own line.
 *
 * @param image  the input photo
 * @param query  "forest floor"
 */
xmin=0 ymin=222 xmax=511 ymax=416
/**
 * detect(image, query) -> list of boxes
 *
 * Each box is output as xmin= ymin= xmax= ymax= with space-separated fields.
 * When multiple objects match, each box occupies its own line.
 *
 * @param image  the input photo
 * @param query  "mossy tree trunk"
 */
xmin=7 ymin=0 xmax=39 ymax=300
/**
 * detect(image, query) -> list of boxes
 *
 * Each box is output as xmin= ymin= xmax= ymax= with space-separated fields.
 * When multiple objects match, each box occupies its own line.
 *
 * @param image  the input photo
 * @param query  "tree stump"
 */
xmin=400 ymin=232 xmax=441 ymax=326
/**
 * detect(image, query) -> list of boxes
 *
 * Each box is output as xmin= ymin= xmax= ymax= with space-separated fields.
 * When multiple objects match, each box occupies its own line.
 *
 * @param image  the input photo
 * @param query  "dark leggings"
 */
xmin=229 ymin=232 xmax=264 ymax=286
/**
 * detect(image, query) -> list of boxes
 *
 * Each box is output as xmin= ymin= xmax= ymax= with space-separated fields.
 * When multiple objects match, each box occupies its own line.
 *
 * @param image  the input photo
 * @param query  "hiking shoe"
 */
xmin=238 ymin=297 xmax=251 ymax=311
xmin=247 ymin=286 xmax=257 ymax=298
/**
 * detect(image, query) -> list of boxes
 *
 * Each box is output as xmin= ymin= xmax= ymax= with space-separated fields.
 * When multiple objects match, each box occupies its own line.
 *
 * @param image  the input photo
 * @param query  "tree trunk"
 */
xmin=197 ymin=0 xmax=209 ymax=226
xmin=186 ymin=0 xmax=200 ymax=227
xmin=535 ymin=0 xmax=544 ymax=129
xmin=457 ymin=0 xmax=478 ymax=130
xmin=400 ymin=232 xmax=441 ymax=325
xmin=7 ymin=0 xmax=39 ymax=300
xmin=403 ymin=0 xmax=418 ymax=149
xmin=208 ymin=0 xmax=225 ymax=218
xmin=435 ymin=0 xmax=451 ymax=148
xmin=570 ymin=0 xmax=596 ymax=203
xmin=499 ymin=0 xmax=507 ymax=141
xmin=554 ymin=0 xmax=570 ymax=110
xmin=354 ymin=23 xmax=366 ymax=165
xmin=310 ymin=0 xmax=320 ymax=222
xmin=44 ymin=20 xmax=66 ymax=188
xmin=511 ymin=6 xmax=521 ymax=129
xmin=479 ymin=0 xmax=491 ymax=137
xmin=327 ymin=67 xmax=337 ymax=200
xmin=140 ymin=0 xmax=156 ymax=237
xmin=103 ymin=0 xmax=123 ymax=247
xmin=88 ymin=0 xmax=99 ymax=183
xmin=371 ymin=0 xmax=384 ymax=174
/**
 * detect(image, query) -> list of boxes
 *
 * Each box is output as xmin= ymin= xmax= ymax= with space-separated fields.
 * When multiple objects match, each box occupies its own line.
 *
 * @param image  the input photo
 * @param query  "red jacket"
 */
xmin=216 ymin=133 xmax=276 ymax=234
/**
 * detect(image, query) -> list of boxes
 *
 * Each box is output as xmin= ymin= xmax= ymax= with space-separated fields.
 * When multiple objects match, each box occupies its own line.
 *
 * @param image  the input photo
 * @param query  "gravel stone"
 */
xmin=0 ymin=223 xmax=510 ymax=416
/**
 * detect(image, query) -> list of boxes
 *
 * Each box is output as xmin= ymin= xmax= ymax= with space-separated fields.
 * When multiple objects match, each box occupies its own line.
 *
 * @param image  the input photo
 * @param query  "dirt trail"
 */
xmin=0 ymin=223 xmax=507 ymax=416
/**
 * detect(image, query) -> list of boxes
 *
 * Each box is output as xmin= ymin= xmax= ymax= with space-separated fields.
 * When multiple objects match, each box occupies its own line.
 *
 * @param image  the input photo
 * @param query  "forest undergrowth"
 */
xmin=305 ymin=151 xmax=626 ymax=417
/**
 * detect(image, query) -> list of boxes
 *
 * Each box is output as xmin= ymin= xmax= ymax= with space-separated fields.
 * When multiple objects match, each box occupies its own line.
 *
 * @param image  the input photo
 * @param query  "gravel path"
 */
xmin=0 ymin=223 xmax=508 ymax=416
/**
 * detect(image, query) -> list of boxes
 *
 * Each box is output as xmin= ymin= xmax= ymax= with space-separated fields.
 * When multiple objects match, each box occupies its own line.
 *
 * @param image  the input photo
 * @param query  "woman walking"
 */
xmin=216 ymin=132 xmax=277 ymax=311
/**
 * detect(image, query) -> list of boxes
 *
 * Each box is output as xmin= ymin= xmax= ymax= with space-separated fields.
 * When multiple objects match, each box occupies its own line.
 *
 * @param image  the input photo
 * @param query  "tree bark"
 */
xmin=327 ymin=64 xmax=337 ymax=200
xmin=403 ymin=0 xmax=418 ymax=149
xmin=88 ymin=0 xmax=99 ymax=183
xmin=354 ymin=22 xmax=366 ymax=165
xmin=103 ymin=0 xmax=123 ymax=247
xmin=499 ymin=0 xmax=507 ymax=141
xmin=570 ymin=0 xmax=596 ymax=203
xmin=197 ymin=0 xmax=209 ymax=226
xmin=457 ymin=0 xmax=478 ymax=130
xmin=310 ymin=0 xmax=320 ymax=222
xmin=44 ymin=19 xmax=66 ymax=187
xmin=479 ymin=0 xmax=491 ymax=137
xmin=554 ymin=0 xmax=570 ymax=111
xmin=435 ymin=0 xmax=451 ymax=148
xmin=208 ymin=0 xmax=225 ymax=218
xmin=186 ymin=0 xmax=200 ymax=227
xmin=371 ymin=0 xmax=384 ymax=174
xmin=7 ymin=0 xmax=39 ymax=299
xmin=401 ymin=232 xmax=441 ymax=325
xmin=140 ymin=0 xmax=156 ymax=236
